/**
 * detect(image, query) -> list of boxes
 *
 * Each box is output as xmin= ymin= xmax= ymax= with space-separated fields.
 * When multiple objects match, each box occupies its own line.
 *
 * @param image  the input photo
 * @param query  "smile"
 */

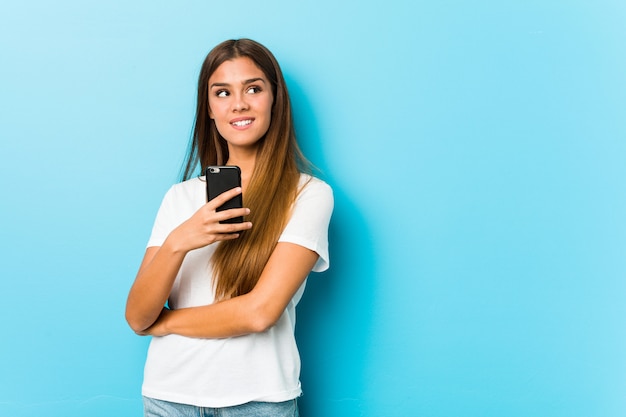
xmin=231 ymin=119 xmax=253 ymax=127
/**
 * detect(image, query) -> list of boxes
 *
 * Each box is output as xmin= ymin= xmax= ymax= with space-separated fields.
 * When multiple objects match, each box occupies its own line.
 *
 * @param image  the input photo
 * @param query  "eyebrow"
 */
xmin=209 ymin=78 xmax=267 ymax=89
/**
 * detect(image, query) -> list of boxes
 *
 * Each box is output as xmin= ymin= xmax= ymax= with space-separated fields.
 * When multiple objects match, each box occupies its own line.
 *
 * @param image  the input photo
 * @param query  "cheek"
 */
xmin=264 ymin=98 xmax=274 ymax=118
xmin=207 ymin=98 xmax=224 ymax=120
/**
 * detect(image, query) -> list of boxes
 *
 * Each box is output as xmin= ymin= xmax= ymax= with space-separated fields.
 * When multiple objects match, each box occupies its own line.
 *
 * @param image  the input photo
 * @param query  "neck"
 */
xmin=226 ymin=147 xmax=257 ymax=191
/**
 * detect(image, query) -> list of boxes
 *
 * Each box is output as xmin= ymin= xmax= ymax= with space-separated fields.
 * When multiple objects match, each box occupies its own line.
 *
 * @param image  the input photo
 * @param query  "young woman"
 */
xmin=125 ymin=39 xmax=333 ymax=416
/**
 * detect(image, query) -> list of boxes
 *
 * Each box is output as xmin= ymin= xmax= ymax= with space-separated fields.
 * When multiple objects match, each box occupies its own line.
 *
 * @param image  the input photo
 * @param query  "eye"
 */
xmin=215 ymin=89 xmax=229 ymax=98
xmin=246 ymin=86 xmax=262 ymax=94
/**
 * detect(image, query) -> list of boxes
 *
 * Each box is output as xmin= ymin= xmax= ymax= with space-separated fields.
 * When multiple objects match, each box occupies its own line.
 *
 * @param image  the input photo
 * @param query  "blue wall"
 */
xmin=1 ymin=1 xmax=625 ymax=416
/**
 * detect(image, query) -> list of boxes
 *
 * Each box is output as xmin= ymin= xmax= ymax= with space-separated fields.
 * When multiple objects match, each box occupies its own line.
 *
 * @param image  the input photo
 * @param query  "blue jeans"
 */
xmin=143 ymin=396 xmax=299 ymax=417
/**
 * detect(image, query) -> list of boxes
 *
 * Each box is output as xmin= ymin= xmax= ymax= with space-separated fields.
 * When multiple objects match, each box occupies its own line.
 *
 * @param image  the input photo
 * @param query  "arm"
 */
xmin=139 ymin=241 xmax=319 ymax=338
xmin=125 ymin=187 xmax=252 ymax=333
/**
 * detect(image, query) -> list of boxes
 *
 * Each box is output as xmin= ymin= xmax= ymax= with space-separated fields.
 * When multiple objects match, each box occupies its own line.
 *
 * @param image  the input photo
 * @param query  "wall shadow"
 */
xmin=286 ymin=74 xmax=377 ymax=416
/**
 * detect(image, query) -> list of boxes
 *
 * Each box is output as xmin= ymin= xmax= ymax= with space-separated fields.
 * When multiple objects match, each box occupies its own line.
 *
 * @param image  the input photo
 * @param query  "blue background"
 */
xmin=1 ymin=1 xmax=625 ymax=416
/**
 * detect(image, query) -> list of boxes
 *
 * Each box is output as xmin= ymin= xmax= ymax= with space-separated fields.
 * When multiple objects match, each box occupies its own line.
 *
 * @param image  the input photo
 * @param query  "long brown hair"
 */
xmin=181 ymin=39 xmax=310 ymax=299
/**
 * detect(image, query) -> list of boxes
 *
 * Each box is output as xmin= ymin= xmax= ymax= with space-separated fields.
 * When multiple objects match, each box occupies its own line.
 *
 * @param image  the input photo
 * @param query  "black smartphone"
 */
xmin=205 ymin=165 xmax=244 ymax=224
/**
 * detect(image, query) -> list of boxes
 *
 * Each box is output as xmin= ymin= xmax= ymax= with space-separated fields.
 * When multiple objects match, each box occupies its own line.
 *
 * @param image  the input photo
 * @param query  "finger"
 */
xmin=214 ymin=232 xmax=245 ymax=242
xmin=214 ymin=207 xmax=251 ymax=223
xmin=214 ymin=219 xmax=253 ymax=233
xmin=210 ymin=222 xmax=253 ymax=242
xmin=207 ymin=187 xmax=243 ymax=209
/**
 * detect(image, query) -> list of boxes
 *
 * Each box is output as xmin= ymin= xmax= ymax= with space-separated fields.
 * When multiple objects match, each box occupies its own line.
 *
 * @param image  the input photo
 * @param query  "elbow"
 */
xmin=125 ymin=308 xmax=152 ymax=334
xmin=126 ymin=318 xmax=145 ymax=334
xmin=247 ymin=314 xmax=275 ymax=334
xmin=247 ymin=306 xmax=281 ymax=334
xmin=125 ymin=314 xmax=144 ymax=334
xmin=242 ymin=292 xmax=287 ymax=334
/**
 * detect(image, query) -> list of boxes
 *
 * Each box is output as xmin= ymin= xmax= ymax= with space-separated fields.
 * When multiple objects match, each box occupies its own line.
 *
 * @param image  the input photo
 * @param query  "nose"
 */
xmin=233 ymin=93 xmax=249 ymax=112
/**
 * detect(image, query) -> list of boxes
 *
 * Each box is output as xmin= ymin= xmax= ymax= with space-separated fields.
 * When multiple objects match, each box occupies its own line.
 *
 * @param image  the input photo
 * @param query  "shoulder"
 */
xmin=289 ymin=174 xmax=334 ymax=219
xmin=297 ymin=174 xmax=333 ymax=202
xmin=279 ymin=174 xmax=334 ymax=272
xmin=171 ymin=176 xmax=205 ymax=192
xmin=158 ymin=176 xmax=206 ymax=214
xmin=163 ymin=176 xmax=205 ymax=200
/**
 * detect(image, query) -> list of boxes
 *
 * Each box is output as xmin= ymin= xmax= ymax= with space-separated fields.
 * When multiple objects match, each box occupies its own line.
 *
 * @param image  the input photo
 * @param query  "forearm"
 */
xmin=152 ymin=293 xmax=271 ymax=338
xmin=125 ymin=240 xmax=187 ymax=332
xmin=144 ymin=243 xmax=319 ymax=339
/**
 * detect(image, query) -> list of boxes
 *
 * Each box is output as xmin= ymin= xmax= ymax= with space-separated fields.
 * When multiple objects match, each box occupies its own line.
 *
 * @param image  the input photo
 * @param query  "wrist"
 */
xmin=158 ymin=313 xmax=171 ymax=337
xmin=150 ymin=309 xmax=173 ymax=337
xmin=162 ymin=233 xmax=189 ymax=257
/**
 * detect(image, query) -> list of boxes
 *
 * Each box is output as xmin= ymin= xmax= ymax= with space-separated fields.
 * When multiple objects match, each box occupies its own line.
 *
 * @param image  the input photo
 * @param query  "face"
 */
xmin=208 ymin=57 xmax=274 ymax=155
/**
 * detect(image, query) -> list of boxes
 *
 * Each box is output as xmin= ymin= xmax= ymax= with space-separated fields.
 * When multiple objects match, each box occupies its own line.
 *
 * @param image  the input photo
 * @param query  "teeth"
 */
xmin=232 ymin=119 xmax=252 ymax=127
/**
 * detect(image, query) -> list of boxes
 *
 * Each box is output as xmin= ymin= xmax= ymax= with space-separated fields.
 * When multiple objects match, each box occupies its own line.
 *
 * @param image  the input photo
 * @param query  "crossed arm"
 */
xmin=130 ymin=242 xmax=317 ymax=338
xmin=125 ymin=187 xmax=319 ymax=339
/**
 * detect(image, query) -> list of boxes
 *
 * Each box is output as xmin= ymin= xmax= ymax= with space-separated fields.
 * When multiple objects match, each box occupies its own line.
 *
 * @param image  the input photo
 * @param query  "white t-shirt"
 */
xmin=141 ymin=174 xmax=333 ymax=407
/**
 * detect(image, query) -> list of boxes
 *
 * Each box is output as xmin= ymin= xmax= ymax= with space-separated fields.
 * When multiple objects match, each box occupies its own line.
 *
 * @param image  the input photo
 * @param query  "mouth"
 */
xmin=230 ymin=118 xmax=254 ymax=128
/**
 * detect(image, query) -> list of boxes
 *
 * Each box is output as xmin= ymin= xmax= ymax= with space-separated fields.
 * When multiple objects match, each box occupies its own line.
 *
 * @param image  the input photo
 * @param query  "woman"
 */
xmin=125 ymin=39 xmax=333 ymax=416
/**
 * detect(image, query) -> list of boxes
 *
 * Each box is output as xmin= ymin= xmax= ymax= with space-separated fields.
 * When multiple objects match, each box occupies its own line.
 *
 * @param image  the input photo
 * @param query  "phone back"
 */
xmin=206 ymin=166 xmax=243 ymax=223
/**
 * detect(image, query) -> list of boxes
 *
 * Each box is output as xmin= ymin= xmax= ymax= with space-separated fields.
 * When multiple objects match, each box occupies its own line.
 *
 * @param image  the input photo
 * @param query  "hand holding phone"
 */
xmin=206 ymin=166 xmax=244 ymax=224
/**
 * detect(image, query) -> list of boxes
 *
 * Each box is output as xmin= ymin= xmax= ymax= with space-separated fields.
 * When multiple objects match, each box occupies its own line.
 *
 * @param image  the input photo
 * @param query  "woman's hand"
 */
xmin=125 ymin=187 xmax=251 ymax=334
xmin=167 ymin=187 xmax=253 ymax=253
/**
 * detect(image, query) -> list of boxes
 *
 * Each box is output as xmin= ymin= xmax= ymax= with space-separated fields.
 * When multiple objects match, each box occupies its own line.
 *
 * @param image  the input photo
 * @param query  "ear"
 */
xmin=208 ymin=106 xmax=214 ymax=119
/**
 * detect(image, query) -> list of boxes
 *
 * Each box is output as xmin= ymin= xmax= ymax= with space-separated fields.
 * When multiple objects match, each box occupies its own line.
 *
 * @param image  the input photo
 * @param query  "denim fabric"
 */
xmin=143 ymin=396 xmax=299 ymax=417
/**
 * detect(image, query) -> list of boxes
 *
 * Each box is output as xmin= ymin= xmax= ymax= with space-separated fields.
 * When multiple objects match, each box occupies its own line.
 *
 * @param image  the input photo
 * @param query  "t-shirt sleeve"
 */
xmin=146 ymin=185 xmax=177 ymax=248
xmin=278 ymin=178 xmax=334 ymax=272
